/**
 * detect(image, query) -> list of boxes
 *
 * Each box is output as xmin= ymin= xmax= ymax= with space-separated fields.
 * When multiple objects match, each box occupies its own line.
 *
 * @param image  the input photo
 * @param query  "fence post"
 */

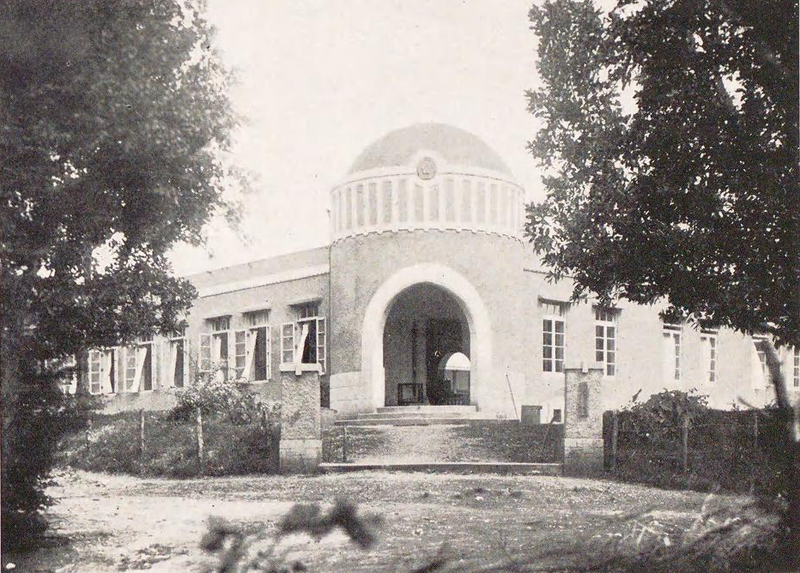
xmin=753 ymin=410 xmax=759 ymax=448
xmin=85 ymin=416 xmax=92 ymax=453
xmin=342 ymin=424 xmax=348 ymax=463
xmin=681 ymin=415 xmax=690 ymax=472
xmin=610 ymin=411 xmax=619 ymax=471
xmin=196 ymin=407 xmax=205 ymax=476
xmin=139 ymin=409 xmax=145 ymax=471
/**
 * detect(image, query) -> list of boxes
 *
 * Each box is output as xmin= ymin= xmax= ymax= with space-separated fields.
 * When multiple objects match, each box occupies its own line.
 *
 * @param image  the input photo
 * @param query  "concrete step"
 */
xmin=334 ymin=416 xmax=482 ymax=427
xmin=376 ymin=405 xmax=477 ymax=414
xmin=318 ymin=461 xmax=563 ymax=476
xmin=355 ymin=410 xmax=477 ymax=420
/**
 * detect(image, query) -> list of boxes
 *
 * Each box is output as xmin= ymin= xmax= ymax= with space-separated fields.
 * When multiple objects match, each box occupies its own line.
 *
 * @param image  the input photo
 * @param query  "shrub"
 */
xmin=2 ymin=380 xmax=97 ymax=552
xmin=169 ymin=377 xmax=280 ymax=427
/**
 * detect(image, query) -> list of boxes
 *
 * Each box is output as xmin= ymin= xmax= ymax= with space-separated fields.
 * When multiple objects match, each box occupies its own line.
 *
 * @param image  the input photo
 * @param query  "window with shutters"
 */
xmin=201 ymin=316 xmax=232 ymax=381
xmin=168 ymin=331 xmax=187 ymax=388
xmin=281 ymin=302 xmax=326 ymax=372
xmin=594 ymin=307 xmax=619 ymax=377
xmin=234 ymin=320 xmax=271 ymax=382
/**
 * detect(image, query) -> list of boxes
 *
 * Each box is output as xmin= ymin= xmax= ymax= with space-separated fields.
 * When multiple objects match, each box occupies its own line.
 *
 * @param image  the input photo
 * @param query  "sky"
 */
xmin=168 ymin=0 xmax=544 ymax=276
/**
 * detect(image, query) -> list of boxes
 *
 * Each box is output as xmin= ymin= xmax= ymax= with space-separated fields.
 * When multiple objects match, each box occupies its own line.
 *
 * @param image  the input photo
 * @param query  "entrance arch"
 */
xmin=360 ymin=263 xmax=492 ymax=410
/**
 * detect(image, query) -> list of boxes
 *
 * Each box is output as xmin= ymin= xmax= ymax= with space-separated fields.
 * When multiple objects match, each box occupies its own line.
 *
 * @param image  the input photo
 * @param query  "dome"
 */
xmin=349 ymin=123 xmax=512 ymax=176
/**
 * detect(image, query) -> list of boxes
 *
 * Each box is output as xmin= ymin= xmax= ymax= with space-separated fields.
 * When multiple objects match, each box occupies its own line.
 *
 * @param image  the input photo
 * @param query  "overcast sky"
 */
xmin=168 ymin=0 xmax=543 ymax=276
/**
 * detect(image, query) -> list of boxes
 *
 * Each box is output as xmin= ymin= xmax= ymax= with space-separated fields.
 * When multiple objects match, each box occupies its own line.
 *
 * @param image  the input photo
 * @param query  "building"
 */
xmin=76 ymin=123 xmax=800 ymax=418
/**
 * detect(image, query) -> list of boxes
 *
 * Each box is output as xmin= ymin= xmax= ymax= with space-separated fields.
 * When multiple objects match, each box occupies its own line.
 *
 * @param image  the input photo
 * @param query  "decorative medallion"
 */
xmin=416 ymin=156 xmax=437 ymax=180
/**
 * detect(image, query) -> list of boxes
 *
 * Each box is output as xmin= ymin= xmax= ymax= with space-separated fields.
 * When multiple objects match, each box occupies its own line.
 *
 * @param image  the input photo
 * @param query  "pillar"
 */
xmin=279 ymin=363 xmax=322 ymax=473
xmin=563 ymin=367 xmax=604 ymax=475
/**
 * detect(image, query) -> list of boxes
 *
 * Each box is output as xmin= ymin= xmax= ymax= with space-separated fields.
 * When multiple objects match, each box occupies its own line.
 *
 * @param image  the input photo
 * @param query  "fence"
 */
xmin=63 ymin=408 xmax=280 ymax=478
xmin=603 ymin=408 xmax=784 ymax=493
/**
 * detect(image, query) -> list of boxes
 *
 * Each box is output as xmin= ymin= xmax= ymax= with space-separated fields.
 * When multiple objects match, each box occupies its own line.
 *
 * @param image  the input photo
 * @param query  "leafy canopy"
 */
xmin=526 ymin=0 xmax=799 ymax=347
xmin=1 ymin=0 xmax=242 ymax=362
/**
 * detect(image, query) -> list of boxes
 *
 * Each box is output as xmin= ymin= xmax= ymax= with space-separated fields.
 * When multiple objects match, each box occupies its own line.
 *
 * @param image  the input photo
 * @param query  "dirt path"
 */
xmin=5 ymin=469 xmax=752 ymax=573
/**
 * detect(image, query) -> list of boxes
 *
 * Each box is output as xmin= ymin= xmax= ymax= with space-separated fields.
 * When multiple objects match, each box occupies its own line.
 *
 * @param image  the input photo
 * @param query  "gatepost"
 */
xmin=563 ymin=366 xmax=604 ymax=475
xmin=279 ymin=360 xmax=322 ymax=474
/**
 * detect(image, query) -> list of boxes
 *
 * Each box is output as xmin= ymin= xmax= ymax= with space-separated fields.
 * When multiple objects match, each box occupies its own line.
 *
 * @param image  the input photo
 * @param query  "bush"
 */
xmin=59 ymin=409 xmax=280 ymax=478
xmin=2 ymin=380 xmax=97 ymax=553
xmin=169 ymin=377 xmax=280 ymax=427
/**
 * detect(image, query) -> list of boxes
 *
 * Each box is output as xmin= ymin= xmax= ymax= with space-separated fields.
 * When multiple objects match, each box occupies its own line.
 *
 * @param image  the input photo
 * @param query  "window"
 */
xmin=168 ymin=336 xmax=186 ymax=388
xmin=282 ymin=303 xmax=326 ymax=372
xmin=700 ymin=330 xmax=718 ymax=383
xmin=794 ymin=347 xmax=799 ymax=388
xmin=542 ymin=318 xmax=565 ymax=373
xmin=595 ymin=307 xmax=618 ymax=376
xmin=138 ymin=339 xmax=154 ymax=391
xmin=201 ymin=316 xmax=231 ymax=381
xmin=753 ymin=335 xmax=771 ymax=386
xmin=234 ymin=310 xmax=272 ymax=382
xmin=662 ymin=323 xmax=682 ymax=381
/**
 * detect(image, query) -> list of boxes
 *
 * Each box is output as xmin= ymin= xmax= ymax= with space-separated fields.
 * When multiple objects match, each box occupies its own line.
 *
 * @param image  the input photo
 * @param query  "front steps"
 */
xmin=319 ymin=461 xmax=563 ymax=475
xmin=334 ymin=405 xmax=493 ymax=427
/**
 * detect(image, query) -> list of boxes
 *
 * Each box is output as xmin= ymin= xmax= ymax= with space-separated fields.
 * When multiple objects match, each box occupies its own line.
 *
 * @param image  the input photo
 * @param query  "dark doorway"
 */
xmin=425 ymin=319 xmax=466 ymax=405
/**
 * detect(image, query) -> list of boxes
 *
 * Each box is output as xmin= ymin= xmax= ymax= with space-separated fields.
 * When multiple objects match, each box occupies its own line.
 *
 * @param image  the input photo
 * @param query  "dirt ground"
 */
xmin=5 ymin=469 xmax=753 ymax=573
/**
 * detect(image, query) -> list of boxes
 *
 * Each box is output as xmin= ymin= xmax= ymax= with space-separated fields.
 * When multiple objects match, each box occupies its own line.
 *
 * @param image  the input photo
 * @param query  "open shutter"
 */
xmin=167 ymin=340 xmax=178 ymax=387
xmin=265 ymin=326 xmax=272 ymax=379
xmin=153 ymin=341 xmax=161 ymax=389
xmin=243 ymin=330 xmax=258 ymax=380
xmin=199 ymin=334 xmax=212 ymax=373
xmin=101 ymin=350 xmax=113 ymax=394
xmin=281 ymin=322 xmax=294 ymax=365
xmin=132 ymin=346 xmax=146 ymax=392
xmin=317 ymin=317 xmax=326 ymax=372
xmin=750 ymin=343 xmax=764 ymax=390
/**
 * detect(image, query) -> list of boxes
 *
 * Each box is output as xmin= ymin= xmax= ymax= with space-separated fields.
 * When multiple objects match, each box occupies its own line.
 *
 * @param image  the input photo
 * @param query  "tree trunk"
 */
xmin=760 ymin=341 xmax=800 ymax=567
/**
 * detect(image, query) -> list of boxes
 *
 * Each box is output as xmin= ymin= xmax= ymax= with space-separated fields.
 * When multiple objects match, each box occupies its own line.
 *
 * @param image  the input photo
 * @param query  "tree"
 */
xmin=0 ymin=0 xmax=241 ymax=550
xmin=526 ymin=0 xmax=798 ymax=564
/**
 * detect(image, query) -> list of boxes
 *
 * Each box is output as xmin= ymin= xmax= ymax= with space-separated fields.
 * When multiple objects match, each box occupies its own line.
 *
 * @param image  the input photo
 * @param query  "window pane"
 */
xmin=543 ymin=360 xmax=551 ymax=372
xmin=543 ymin=319 xmax=552 ymax=332
xmin=595 ymin=325 xmax=604 ymax=338
xmin=543 ymin=346 xmax=552 ymax=359
xmin=596 ymin=350 xmax=604 ymax=362
xmin=555 ymin=321 xmax=564 ymax=333
xmin=555 ymin=347 xmax=564 ymax=360
xmin=543 ymin=333 xmax=552 ymax=346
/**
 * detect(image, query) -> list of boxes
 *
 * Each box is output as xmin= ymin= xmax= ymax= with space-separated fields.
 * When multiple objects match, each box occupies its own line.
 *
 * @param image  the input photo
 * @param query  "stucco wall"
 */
xmin=329 ymin=229 xmax=528 ymax=415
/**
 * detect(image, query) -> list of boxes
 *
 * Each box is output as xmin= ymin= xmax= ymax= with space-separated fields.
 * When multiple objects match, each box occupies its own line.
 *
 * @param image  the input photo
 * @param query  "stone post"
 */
xmin=279 ymin=363 xmax=322 ymax=474
xmin=563 ymin=367 xmax=604 ymax=475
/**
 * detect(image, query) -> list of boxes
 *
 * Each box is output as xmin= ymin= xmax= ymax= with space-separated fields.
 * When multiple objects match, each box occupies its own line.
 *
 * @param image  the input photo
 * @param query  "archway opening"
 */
xmin=382 ymin=283 xmax=471 ymax=406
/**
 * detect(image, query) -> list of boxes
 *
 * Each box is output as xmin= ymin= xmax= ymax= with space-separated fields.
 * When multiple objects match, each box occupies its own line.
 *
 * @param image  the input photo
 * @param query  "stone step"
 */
xmin=376 ymin=405 xmax=477 ymax=414
xmin=333 ymin=416 xmax=482 ymax=427
xmin=318 ymin=461 xmax=563 ymax=476
xmin=355 ymin=410 xmax=477 ymax=420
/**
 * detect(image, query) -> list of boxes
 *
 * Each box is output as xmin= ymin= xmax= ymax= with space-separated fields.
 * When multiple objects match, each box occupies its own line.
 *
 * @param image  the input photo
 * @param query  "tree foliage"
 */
xmin=0 ymin=0 xmax=240 ymax=550
xmin=526 ymin=0 xmax=798 ymax=347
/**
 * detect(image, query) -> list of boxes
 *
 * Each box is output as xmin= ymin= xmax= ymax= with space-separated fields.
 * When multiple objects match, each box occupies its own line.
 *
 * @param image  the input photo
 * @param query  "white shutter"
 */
xmin=132 ymin=346 xmax=146 ymax=393
xmin=265 ymin=326 xmax=272 ymax=379
xmin=153 ymin=341 xmax=161 ymax=389
xmin=281 ymin=322 xmax=295 ymax=365
xmin=101 ymin=350 xmax=113 ymax=394
xmin=167 ymin=340 xmax=178 ymax=387
xmin=199 ymin=333 xmax=212 ymax=373
xmin=244 ymin=329 xmax=258 ymax=380
xmin=750 ymin=343 xmax=764 ymax=390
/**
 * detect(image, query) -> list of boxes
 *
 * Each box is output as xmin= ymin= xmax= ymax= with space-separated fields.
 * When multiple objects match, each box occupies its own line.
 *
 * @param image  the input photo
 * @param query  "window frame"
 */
xmin=594 ymin=307 xmax=618 ymax=377
xmin=281 ymin=303 xmax=326 ymax=373
xmin=700 ymin=329 xmax=718 ymax=383
xmin=662 ymin=323 xmax=683 ymax=382
xmin=542 ymin=315 xmax=566 ymax=374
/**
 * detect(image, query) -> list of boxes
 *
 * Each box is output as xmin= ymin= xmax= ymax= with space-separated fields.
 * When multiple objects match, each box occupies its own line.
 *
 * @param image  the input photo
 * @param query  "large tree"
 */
xmin=526 ymin=0 xmax=798 ymax=563
xmin=1 ymin=0 xmax=240 ymax=549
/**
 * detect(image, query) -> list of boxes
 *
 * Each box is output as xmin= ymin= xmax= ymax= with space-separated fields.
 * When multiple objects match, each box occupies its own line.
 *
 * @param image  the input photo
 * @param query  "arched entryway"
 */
xmin=383 ymin=284 xmax=471 ymax=406
xmin=360 ymin=263 xmax=492 ymax=410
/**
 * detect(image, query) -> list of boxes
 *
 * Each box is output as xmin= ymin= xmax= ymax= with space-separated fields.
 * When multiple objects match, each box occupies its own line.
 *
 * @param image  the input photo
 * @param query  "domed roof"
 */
xmin=348 ymin=123 xmax=512 ymax=176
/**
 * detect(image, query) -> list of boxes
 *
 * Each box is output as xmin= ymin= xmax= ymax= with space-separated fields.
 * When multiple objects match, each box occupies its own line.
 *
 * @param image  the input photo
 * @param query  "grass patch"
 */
xmin=57 ymin=411 xmax=279 ymax=478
